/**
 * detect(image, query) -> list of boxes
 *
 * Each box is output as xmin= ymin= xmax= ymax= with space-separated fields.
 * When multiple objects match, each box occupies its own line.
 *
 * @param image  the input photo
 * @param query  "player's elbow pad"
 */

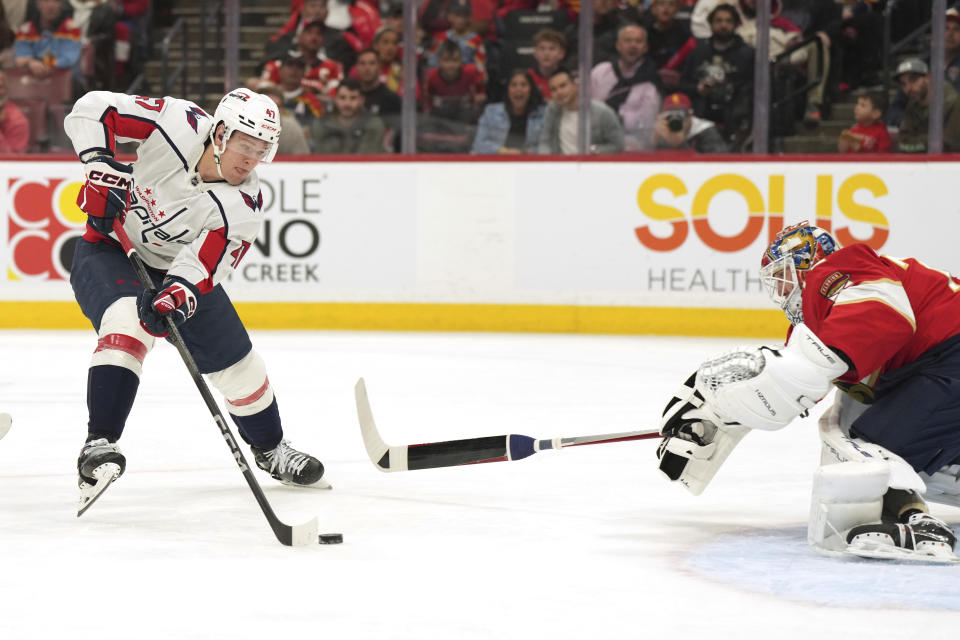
xmin=696 ymin=323 xmax=848 ymax=431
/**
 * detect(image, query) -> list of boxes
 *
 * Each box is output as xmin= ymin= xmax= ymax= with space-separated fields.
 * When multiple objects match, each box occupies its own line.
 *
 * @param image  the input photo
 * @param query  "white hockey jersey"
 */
xmin=64 ymin=91 xmax=264 ymax=294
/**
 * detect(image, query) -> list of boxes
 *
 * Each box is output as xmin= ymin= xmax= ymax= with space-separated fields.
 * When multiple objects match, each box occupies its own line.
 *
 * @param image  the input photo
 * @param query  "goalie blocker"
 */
xmin=657 ymin=323 xmax=848 ymax=495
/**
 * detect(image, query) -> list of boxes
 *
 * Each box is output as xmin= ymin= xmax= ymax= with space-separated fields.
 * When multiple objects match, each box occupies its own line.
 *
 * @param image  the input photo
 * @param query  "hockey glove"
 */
xmin=77 ymin=156 xmax=133 ymax=236
xmin=137 ymin=277 xmax=200 ymax=338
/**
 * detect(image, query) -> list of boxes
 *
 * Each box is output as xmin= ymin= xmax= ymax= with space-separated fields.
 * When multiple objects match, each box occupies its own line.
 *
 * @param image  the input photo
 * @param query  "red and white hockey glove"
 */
xmin=137 ymin=277 xmax=200 ymax=337
xmin=77 ymin=156 xmax=133 ymax=236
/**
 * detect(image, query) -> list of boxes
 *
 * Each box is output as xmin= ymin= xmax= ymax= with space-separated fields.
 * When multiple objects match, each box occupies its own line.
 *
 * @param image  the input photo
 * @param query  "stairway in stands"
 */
xmin=143 ymin=0 xmax=292 ymax=110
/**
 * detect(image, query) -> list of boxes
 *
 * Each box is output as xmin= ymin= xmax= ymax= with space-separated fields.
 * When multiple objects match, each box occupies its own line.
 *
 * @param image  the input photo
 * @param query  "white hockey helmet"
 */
xmin=210 ymin=88 xmax=281 ymax=172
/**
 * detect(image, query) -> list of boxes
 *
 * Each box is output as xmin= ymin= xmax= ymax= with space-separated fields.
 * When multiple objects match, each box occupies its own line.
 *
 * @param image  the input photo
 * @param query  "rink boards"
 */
xmin=0 ymin=156 xmax=956 ymax=336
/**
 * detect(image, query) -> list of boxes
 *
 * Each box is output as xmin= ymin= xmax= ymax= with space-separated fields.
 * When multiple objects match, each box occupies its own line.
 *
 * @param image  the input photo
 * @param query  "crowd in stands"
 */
xmin=246 ymin=0 xmax=960 ymax=156
xmin=0 ymin=0 xmax=955 ymax=155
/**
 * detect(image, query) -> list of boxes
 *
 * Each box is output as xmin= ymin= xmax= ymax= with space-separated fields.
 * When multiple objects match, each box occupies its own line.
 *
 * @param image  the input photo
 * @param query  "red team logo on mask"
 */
xmin=7 ymin=177 xmax=86 ymax=280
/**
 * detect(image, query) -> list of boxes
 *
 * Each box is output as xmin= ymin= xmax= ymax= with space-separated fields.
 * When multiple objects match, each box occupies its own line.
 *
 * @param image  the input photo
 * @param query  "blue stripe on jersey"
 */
xmin=206 ymin=190 xmax=231 ymax=279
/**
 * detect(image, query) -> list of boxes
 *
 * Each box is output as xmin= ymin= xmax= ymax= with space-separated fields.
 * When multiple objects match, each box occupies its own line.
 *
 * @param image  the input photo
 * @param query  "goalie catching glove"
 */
xmin=137 ymin=277 xmax=200 ymax=337
xmin=657 ymin=324 xmax=848 ymax=495
xmin=76 ymin=155 xmax=133 ymax=236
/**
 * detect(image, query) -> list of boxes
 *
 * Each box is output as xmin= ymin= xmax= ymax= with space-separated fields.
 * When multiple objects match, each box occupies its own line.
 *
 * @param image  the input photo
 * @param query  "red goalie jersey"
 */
xmin=799 ymin=243 xmax=960 ymax=391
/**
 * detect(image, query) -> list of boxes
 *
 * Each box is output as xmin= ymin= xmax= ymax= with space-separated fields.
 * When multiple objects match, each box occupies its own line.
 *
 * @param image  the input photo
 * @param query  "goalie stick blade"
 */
xmin=77 ymin=462 xmax=122 ymax=517
xmin=0 ymin=413 xmax=10 ymax=440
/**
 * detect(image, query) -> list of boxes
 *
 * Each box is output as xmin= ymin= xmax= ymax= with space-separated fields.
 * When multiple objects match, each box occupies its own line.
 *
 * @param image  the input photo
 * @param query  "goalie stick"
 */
xmin=354 ymin=378 xmax=659 ymax=472
xmin=111 ymin=219 xmax=318 ymax=546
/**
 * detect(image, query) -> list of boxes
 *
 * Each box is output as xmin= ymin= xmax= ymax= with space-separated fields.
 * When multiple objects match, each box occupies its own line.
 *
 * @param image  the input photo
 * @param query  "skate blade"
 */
xmin=0 ymin=413 xmax=10 ymax=440
xmin=846 ymin=542 xmax=960 ymax=564
xmin=278 ymin=477 xmax=333 ymax=490
xmin=77 ymin=462 xmax=122 ymax=517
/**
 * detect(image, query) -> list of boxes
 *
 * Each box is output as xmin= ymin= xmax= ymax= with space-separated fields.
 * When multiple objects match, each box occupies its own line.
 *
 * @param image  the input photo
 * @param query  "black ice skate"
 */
xmin=846 ymin=511 xmax=958 ymax=563
xmin=77 ymin=438 xmax=126 ymax=516
xmin=251 ymin=439 xmax=329 ymax=489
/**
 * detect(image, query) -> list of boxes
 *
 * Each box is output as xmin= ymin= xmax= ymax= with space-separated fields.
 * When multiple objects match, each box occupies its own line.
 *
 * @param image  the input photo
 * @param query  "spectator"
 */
xmin=653 ymin=91 xmax=728 ymax=153
xmin=836 ymin=1 xmax=883 ymax=92
xmin=0 ymin=69 xmax=28 ymax=152
xmin=642 ymin=0 xmax=690 ymax=85
xmin=351 ymin=47 xmax=400 ymax=147
xmin=565 ymin=0 xmax=643 ymax=69
xmin=68 ymin=1 xmax=130 ymax=90
xmin=529 ymin=28 xmax=567 ymax=100
xmin=256 ymin=81 xmax=312 ymax=155
xmin=372 ymin=27 xmax=404 ymax=94
xmin=946 ymin=8 xmax=960 ymax=93
xmin=264 ymin=0 xmax=358 ymax=72
xmin=423 ymin=38 xmax=485 ymax=122
xmin=679 ymin=3 xmax=754 ymax=149
xmin=837 ymin=89 xmax=891 ymax=154
xmin=352 ymin=48 xmax=401 ymax=118
xmin=324 ymin=0 xmax=381 ymax=51
xmin=590 ymin=23 xmax=661 ymax=151
xmin=775 ymin=0 xmax=843 ymax=124
xmin=894 ymin=58 xmax=960 ymax=153
xmin=888 ymin=7 xmax=960 ymax=127
xmin=420 ymin=0 xmax=495 ymax=42
xmin=427 ymin=0 xmax=486 ymax=80
xmin=471 ymin=68 xmax=545 ymax=154
xmin=291 ymin=18 xmax=345 ymax=97
xmin=538 ymin=68 xmax=625 ymax=155
xmin=262 ymin=53 xmax=326 ymax=130
xmin=311 ymin=77 xmax=386 ymax=153
xmin=13 ymin=0 xmax=81 ymax=79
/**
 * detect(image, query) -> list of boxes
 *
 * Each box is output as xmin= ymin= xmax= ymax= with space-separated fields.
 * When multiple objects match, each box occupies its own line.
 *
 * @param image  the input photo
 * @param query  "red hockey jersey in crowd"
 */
xmin=798 ymin=243 xmax=960 ymax=390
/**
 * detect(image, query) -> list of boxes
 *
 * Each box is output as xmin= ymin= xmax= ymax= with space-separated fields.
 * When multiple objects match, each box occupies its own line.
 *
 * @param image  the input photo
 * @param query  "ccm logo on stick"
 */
xmin=89 ymin=171 xmax=131 ymax=188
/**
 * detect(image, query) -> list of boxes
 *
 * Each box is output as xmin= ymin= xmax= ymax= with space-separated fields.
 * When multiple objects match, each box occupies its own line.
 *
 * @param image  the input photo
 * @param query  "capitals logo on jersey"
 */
xmin=184 ymin=106 xmax=209 ymax=133
xmin=240 ymin=190 xmax=263 ymax=212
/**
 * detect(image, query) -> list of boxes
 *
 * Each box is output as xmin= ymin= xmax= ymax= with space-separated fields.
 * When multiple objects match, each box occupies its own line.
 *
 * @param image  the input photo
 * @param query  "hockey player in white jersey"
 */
xmin=65 ymin=89 xmax=327 ymax=511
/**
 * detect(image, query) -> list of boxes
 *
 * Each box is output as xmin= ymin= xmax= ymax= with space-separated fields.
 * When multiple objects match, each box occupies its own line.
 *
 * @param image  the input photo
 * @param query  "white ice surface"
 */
xmin=1 ymin=330 xmax=958 ymax=639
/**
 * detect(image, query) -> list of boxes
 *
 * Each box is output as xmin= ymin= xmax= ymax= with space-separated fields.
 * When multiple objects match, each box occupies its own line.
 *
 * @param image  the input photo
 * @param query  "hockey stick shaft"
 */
xmin=113 ymin=219 xmax=317 ymax=546
xmin=355 ymin=378 xmax=659 ymax=472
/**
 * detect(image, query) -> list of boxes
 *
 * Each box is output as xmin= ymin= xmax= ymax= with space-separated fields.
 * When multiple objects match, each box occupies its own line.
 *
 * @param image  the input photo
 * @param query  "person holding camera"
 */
xmin=654 ymin=92 xmax=728 ymax=153
xmin=679 ymin=3 xmax=755 ymax=149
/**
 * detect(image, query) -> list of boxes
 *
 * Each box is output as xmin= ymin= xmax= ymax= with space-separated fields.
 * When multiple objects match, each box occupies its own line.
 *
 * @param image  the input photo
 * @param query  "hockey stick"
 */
xmin=113 ymin=219 xmax=318 ymax=546
xmin=355 ymin=378 xmax=660 ymax=472
xmin=0 ymin=413 xmax=10 ymax=440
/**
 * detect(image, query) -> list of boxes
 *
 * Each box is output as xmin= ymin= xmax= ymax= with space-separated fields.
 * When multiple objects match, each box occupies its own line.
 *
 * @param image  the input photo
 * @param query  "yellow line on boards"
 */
xmin=0 ymin=302 xmax=790 ymax=337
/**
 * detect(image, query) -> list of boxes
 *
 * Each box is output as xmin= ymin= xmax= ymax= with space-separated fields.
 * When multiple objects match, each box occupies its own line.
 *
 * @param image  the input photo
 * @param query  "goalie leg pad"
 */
xmin=818 ymin=399 xmax=926 ymax=493
xmin=808 ymin=460 xmax=888 ymax=553
xmin=696 ymin=323 xmax=848 ymax=431
xmin=208 ymin=349 xmax=275 ymax=417
xmin=90 ymin=298 xmax=156 ymax=375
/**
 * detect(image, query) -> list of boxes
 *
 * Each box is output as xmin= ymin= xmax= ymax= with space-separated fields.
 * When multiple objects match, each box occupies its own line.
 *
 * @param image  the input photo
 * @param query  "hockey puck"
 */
xmin=318 ymin=533 xmax=343 ymax=545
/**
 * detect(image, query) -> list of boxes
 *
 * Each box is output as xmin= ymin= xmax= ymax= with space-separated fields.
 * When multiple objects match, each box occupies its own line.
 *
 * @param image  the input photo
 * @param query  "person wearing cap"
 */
xmin=894 ymin=56 xmax=960 ymax=154
xmin=589 ymin=24 xmax=661 ymax=151
xmin=653 ymin=92 xmax=728 ymax=153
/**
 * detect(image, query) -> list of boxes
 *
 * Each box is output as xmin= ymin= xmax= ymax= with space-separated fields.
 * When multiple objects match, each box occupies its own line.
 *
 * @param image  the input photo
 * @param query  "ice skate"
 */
xmin=77 ymin=438 xmax=126 ymax=516
xmin=845 ymin=511 xmax=959 ymax=563
xmin=251 ymin=439 xmax=330 ymax=489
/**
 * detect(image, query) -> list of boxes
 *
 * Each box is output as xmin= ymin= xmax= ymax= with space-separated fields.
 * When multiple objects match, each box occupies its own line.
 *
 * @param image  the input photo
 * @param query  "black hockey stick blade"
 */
xmin=354 ymin=378 xmax=659 ymax=472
